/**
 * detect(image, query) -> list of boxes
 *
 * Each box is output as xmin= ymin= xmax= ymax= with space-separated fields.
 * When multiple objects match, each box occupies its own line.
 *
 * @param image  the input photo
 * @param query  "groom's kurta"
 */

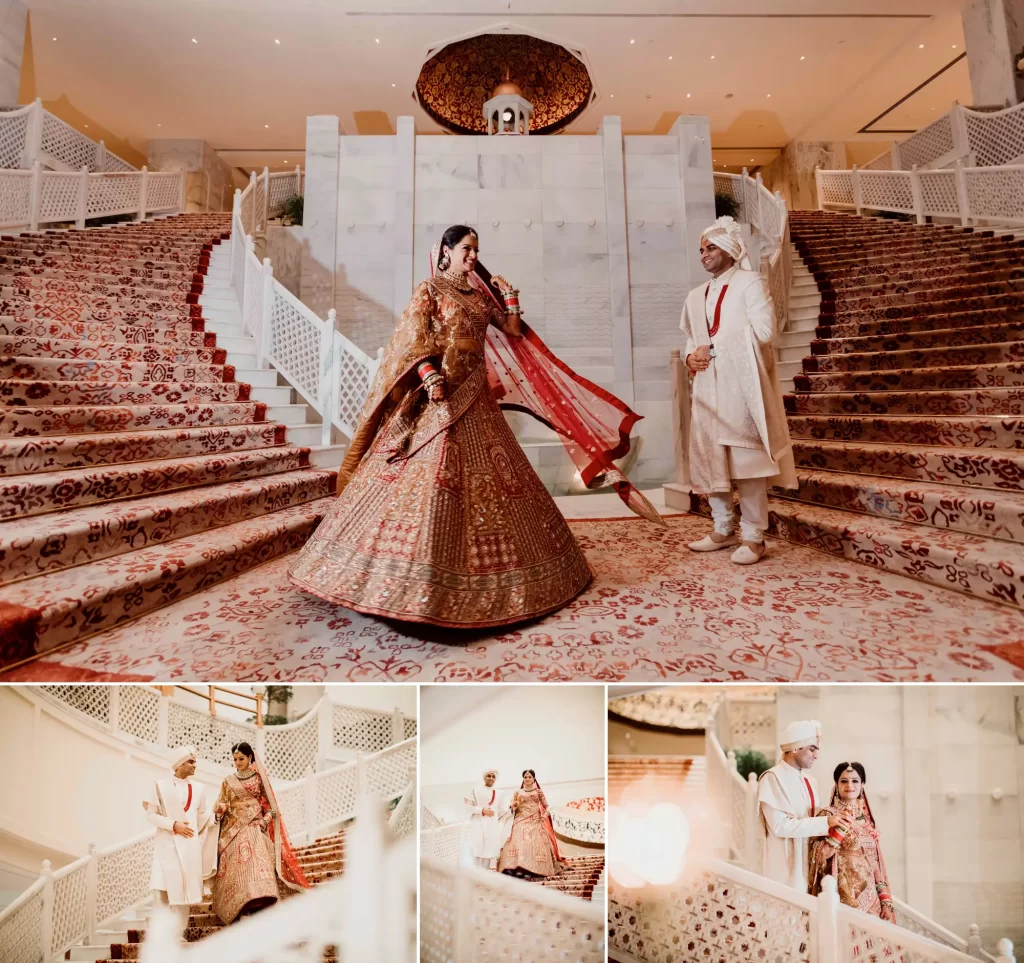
xmin=465 ymin=786 xmax=511 ymax=861
xmin=145 ymin=776 xmax=215 ymax=904
xmin=758 ymin=762 xmax=829 ymax=891
xmin=680 ymin=266 xmax=798 ymax=494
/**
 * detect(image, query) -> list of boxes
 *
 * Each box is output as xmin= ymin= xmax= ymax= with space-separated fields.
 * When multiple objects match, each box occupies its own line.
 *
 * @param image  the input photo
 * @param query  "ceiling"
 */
xmin=24 ymin=0 xmax=974 ymax=175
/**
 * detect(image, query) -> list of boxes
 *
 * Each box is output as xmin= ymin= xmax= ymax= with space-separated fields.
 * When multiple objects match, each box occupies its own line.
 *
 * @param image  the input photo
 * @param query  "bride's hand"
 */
xmin=427 ymin=381 xmax=446 ymax=403
xmin=491 ymin=274 xmax=514 ymax=294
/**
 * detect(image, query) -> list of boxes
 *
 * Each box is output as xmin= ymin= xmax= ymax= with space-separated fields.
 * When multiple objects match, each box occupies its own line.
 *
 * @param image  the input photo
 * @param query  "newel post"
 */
xmin=295 ymin=164 xmax=302 ymax=196
xmin=817 ymin=876 xmax=840 ymax=963
xmin=259 ymin=256 xmax=274 ymax=370
xmin=745 ymin=772 xmax=759 ymax=870
xmin=317 ymin=695 xmax=333 ymax=765
xmin=248 ymin=171 xmax=257 ymax=230
xmin=909 ymin=164 xmax=925 ymax=224
xmin=995 ymin=939 xmax=1016 ymax=963
xmin=76 ymin=165 xmax=88 ymax=229
xmin=25 ymin=98 xmax=43 ymax=168
xmin=814 ymin=166 xmax=824 ymax=211
xmin=85 ymin=843 xmax=98 ymax=945
xmin=392 ymin=708 xmax=404 ymax=746
xmin=39 ymin=859 xmax=53 ymax=962
xmin=319 ymin=309 xmax=336 ymax=446
xmin=137 ymin=166 xmax=148 ymax=222
xmin=890 ymin=141 xmax=902 ymax=170
xmin=108 ymin=685 xmax=121 ymax=735
xmin=303 ymin=766 xmax=317 ymax=841
xmin=95 ymin=139 xmax=107 ymax=172
xmin=177 ymin=170 xmax=186 ymax=213
xmin=851 ymin=164 xmax=863 ymax=216
xmin=261 ymin=166 xmax=270 ymax=231
xmin=28 ymin=160 xmax=41 ymax=231
xmin=669 ymin=349 xmax=691 ymax=490
xmin=954 ymin=158 xmax=971 ymax=227
xmin=967 ymin=925 xmax=985 ymax=959
xmin=156 ymin=689 xmax=169 ymax=748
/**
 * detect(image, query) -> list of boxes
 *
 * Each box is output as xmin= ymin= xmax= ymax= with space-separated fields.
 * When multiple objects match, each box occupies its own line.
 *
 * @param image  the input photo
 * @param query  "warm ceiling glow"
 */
xmin=608 ymin=804 xmax=690 ymax=888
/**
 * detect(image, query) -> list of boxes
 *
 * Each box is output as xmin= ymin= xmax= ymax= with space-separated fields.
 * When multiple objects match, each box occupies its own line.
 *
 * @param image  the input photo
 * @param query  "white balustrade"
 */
xmin=35 ymin=685 xmax=415 ymax=782
xmin=229 ymin=181 xmax=383 ymax=445
xmin=816 ymin=160 xmax=1024 ymax=226
xmin=420 ymin=823 xmax=466 ymax=865
xmin=420 ymin=857 xmax=606 ymax=963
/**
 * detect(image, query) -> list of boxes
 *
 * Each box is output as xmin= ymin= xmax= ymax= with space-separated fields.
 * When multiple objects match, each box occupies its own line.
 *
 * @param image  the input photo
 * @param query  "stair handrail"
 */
xmin=420 ymin=822 xmax=468 ymax=865
xmin=33 ymin=685 xmax=415 ymax=782
xmin=861 ymin=100 xmax=1024 ymax=172
xmin=139 ymin=796 xmax=416 ymax=963
xmin=609 ymin=855 xmax=984 ymax=963
xmin=815 ymin=159 xmax=1024 ymax=227
xmin=230 ymin=196 xmax=384 ymax=446
xmin=420 ymin=856 xmax=606 ymax=963
xmin=0 ymin=742 xmax=416 ymax=963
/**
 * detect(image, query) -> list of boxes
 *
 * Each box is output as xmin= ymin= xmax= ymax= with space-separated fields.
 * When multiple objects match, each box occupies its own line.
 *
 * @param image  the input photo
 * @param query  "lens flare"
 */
xmin=608 ymin=803 xmax=690 ymax=887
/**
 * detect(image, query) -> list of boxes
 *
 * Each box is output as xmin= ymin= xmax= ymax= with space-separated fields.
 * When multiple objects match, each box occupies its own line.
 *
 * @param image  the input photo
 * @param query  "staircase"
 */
xmin=0 ymin=214 xmax=341 ymax=670
xmin=608 ymin=755 xmax=705 ymax=807
xmin=504 ymin=854 xmax=606 ymax=901
xmin=81 ymin=830 xmax=345 ymax=962
xmin=776 ymin=243 xmax=821 ymax=394
xmin=695 ymin=212 xmax=1024 ymax=612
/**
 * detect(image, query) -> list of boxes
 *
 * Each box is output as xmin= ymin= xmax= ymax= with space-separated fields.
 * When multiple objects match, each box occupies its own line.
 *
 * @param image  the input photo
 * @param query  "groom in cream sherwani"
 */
xmin=143 ymin=747 xmax=217 ymax=936
xmin=464 ymin=768 xmax=511 ymax=869
xmin=757 ymin=720 xmax=853 ymax=891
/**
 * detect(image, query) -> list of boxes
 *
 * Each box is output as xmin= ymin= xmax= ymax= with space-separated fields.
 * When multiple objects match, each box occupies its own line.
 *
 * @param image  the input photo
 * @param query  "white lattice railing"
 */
xmin=862 ymin=100 xmax=1024 ymax=173
xmin=420 ymin=857 xmax=606 ymax=963
xmin=0 ymin=163 xmax=183 ymax=230
xmin=231 ymin=187 xmax=384 ymax=445
xmin=0 ymin=99 xmax=139 ymax=174
xmin=816 ymin=161 xmax=1024 ymax=226
xmin=236 ymin=166 xmax=303 ymax=238
xmin=420 ymin=823 xmax=466 ymax=865
xmin=145 ymin=796 xmax=415 ymax=963
xmin=0 ymin=742 xmax=416 ymax=963
xmin=35 ymin=686 xmax=415 ymax=782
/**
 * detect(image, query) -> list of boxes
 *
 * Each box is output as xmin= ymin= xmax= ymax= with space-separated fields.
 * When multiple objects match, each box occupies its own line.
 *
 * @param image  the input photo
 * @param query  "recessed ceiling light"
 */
xmin=767 ymin=93 xmax=771 ymax=98
xmin=391 ymin=83 xmax=396 ymax=87
xmin=375 ymin=38 xmax=380 ymax=44
xmin=919 ymin=44 xmax=924 ymax=48
xmin=157 ymin=124 xmax=162 ymax=127
xmin=710 ymin=54 xmax=715 ymax=60
xmin=191 ymin=38 xmax=198 ymax=44
xmin=668 ymin=55 xmax=673 ymax=60
xmin=51 ymin=36 xmax=56 ymax=41
xmin=274 ymin=38 xmax=281 ymax=45
xmin=800 ymin=55 xmax=805 ymax=60
xmin=630 ymin=39 xmax=635 ymax=44
xmin=264 ymin=124 xmax=269 ymax=128
xmin=686 ymin=92 xmax=691 ymax=98
xmin=610 ymin=94 xmax=615 ymax=98
xmin=952 ymin=44 xmax=957 ymax=49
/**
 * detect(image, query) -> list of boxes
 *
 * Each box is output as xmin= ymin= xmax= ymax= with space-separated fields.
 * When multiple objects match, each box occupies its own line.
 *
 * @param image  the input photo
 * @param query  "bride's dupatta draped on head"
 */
xmin=519 ymin=774 xmax=565 ymax=863
xmin=251 ymin=751 xmax=309 ymax=891
xmin=337 ymin=235 xmax=664 ymax=527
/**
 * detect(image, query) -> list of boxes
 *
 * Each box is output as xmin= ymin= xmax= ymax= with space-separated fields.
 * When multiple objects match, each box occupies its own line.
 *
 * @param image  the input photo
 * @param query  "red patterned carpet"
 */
xmin=5 ymin=514 xmax=1021 ymax=683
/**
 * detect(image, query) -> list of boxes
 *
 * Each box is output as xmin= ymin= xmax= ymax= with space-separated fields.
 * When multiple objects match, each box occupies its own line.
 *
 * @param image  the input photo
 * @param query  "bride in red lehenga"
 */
xmin=287 ymin=225 xmax=662 ymax=629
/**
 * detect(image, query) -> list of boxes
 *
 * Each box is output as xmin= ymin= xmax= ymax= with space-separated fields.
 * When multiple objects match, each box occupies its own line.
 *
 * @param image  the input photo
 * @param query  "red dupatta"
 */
xmin=429 ymin=244 xmax=664 ymax=526
xmin=251 ymin=751 xmax=310 ymax=891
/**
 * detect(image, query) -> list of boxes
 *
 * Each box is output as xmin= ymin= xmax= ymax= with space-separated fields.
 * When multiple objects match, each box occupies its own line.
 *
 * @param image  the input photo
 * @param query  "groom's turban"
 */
xmin=701 ymin=216 xmax=751 ymax=269
xmin=171 ymin=745 xmax=198 ymax=770
xmin=779 ymin=720 xmax=821 ymax=752
xmin=483 ymin=769 xmax=498 ymax=779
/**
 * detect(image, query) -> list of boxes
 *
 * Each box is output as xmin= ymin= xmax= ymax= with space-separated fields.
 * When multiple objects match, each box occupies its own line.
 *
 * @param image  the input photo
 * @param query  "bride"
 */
xmin=808 ymin=762 xmax=896 ymax=922
xmin=496 ymin=769 xmax=566 ymax=878
xmin=211 ymin=741 xmax=309 ymax=924
xmin=288 ymin=224 xmax=662 ymax=629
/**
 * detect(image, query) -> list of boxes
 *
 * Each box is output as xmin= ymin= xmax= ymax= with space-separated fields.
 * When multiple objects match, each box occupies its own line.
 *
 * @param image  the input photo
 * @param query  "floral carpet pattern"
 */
xmin=4 ymin=515 xmax=1021 ymax=683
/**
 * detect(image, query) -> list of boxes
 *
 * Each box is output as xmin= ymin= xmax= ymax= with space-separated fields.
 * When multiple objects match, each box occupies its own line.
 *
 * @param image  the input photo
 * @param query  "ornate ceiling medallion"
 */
xmin=415 ymin=33 xmax=594 ymax=135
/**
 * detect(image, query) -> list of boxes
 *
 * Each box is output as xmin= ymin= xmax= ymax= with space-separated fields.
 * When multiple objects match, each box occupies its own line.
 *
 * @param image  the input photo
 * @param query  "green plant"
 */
xmin=732 ymin=747 xmax=771 ymax=782
xmin=715 ymin=191 xmax=740 ymax=220
xmin=282 ymin=194 xmax=303 ymax=226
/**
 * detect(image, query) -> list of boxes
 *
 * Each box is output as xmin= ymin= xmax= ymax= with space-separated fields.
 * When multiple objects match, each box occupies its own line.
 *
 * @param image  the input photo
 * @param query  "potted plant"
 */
xmin=281 ymin=194 xmax=303 ymax=226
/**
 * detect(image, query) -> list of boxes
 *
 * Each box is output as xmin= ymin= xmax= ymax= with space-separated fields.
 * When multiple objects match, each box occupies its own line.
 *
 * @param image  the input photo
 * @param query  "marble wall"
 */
xmin=760 ymin=140 xmax=848 ymax=211
xmin=302 ymin=114 xmax=714 ymax=489
xmin=963 ymin=0 xmax=1024 ymax=108
xmin=147 ymin=139 xmax=235 ymax=212
xmin=0 ymin=0 xmax=25 ymax=106
xmin=776 ymin=685 xmax=1024 ymax=952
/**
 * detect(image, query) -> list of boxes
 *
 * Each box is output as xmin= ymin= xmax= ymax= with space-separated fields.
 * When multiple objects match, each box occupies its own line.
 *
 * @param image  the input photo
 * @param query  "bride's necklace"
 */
xmin=441 ymin=268 xmax=473 ymax=292
xmin=235 ymin=768 xmax=258 ymax=781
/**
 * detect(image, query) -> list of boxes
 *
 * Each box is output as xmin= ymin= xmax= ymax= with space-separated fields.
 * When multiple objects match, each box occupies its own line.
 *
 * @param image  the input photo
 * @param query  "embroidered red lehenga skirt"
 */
xmin=288 ymin=363 xmax=593 ymax=629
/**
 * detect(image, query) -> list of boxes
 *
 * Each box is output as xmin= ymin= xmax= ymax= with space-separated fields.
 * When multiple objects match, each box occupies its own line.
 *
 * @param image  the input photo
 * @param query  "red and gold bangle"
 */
xmin=416 ymin=360 xmax=439 ymax=383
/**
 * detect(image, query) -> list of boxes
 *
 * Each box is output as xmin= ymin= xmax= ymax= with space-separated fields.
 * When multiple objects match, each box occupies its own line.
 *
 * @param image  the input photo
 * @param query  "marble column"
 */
xmin=0 ymin=1 xmax=26 ymax=106
xmin=901 ymin=687 xmax=935 ymax=917
xmin=601 ymin=115 xmax=635 ymax=406
xmin=670 ymin=114 xmax=715 ymax=292
xmin=301 ymin=115 xmax=341 ymax=319
xmin=962 ymin=0 xmax=1024 ymax=108
xmin=761 ymin=141 xmax=848 ymax=211
xmin=393 ymin=116 xmax=415 ymax=317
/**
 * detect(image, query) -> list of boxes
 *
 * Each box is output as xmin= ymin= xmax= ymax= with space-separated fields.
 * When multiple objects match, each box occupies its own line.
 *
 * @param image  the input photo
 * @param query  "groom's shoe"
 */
xmin=688 ymin=531 xmax=740 ymax=552
xmin=731 ymin=540 xmax=766 ymax=565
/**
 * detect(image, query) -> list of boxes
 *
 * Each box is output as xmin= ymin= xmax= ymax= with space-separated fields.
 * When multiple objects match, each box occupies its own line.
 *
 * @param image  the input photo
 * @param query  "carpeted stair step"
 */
xmin=0 ymin=356 xmax=233 ymax=385
xmin=784 ymin=387 xmax=1024 ymax=417
xmin=0 ymin=400 xmax=266 ymax=436
xmin=690 ymin=492 xmax=1024 ymax=609
xmin=803 ymin=239 xmax=1023 ymax=270
xmin=0 ymin=446 xmax=315 ymax=519
xmin=823 ymin=253 xmax=1024 ymax=288
xmin=0 ymin=278 xmax=200 ymax=301
xmin=818 ymin=305 xmax=1024 ymax=340
xmin=812 ymin=322 xmax=1024 ymax=356
xmin=0 ymin=296 xmax=199 ymax=324
xmin=792 ymin=439 xmax=1024 ymax=493
xmin=805 ymin=341 xmax=1024 ymax=373
xmin=0 ymin=316 xmax=211 ymax=347
xmin=0 ymin=422 xmax=286 ymax=475
xmin=0 ymin=336 xmax=225 ymax=365
xmin=780 ymin=469 xmax=1024 ymax=544
xmin=0 ymin=496 xmax=334 ymax=667
xmin=0 ymin=469 xmax=336 ymax=585
xmin=825 ymin=267 xmax=1024 ymax=306
xmin=0 ymin=379 xmax=249 ymax=407
xmin=794 ymin=361 xmax=1024 ymax=393
xmin=787 ymin=413 xmax=1024 ymax=449
xmin=820 ymin=290 xmax=1024 ymax=324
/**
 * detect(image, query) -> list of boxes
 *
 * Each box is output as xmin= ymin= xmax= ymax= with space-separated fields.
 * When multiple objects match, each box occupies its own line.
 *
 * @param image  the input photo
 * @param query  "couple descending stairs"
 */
xmin=82 ymin=831 xmax=345 ymax=962
xmin=0 ymin=213 xmax=338 ymax=669
xmin=693 ymin=212 xmax=1024 ymax=616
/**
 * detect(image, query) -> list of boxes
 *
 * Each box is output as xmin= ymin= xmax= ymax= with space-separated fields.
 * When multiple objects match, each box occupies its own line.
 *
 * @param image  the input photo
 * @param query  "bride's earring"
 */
xmin=438 ymin=250 xmax=451 ymax=271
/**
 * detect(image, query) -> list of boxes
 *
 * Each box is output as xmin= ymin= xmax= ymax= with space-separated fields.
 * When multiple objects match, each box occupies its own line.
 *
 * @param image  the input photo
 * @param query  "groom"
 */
xmin=143 ymin=747 xmax=216 ymax=937
xmin=757 ymin=720 xmax=853 ymax=891
xmin=464 ymin=768 xmax=510 ymax=870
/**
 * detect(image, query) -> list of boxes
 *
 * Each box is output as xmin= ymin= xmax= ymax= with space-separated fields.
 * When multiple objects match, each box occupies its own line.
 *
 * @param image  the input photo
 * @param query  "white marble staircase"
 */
xmin=202 ymin=244 xmax=346 ymax=469
xmin=775 ymin=244 xmax=820 ymax=393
